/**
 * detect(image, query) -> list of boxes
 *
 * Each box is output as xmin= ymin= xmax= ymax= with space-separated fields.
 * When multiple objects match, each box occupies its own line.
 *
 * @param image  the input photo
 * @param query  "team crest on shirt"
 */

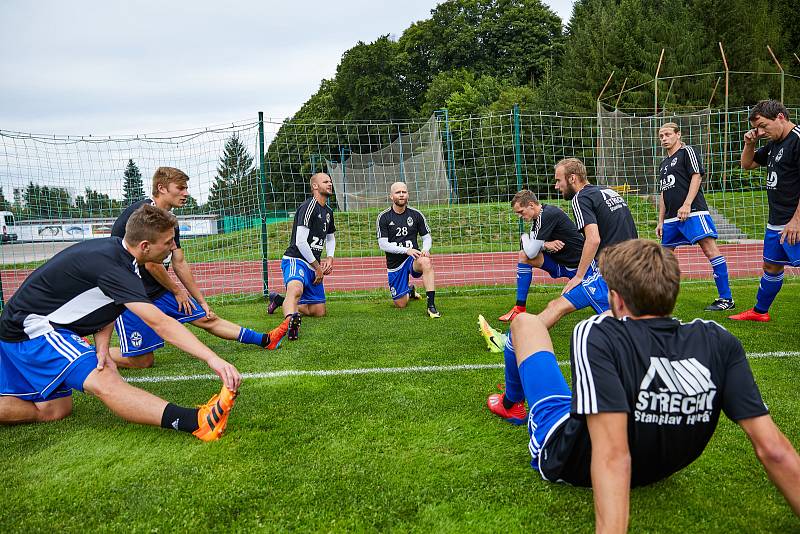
xmin=71 ymin=334 xmax=91 ymax=348
xmin=407 ymin=216 xmax=413 ymax=226
xmin=130 ymin=331 xmax=143 ymax=348
xmin=634 ymin=357 xmax=717 ymax=426
xmin=776 ymin=148 xmax=784 ymax=162
xmin=671 ymin=157 xmax=678 ymax=167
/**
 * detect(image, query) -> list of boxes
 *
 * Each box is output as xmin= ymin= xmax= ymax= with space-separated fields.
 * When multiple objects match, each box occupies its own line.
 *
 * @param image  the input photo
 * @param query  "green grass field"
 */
xmin=2 ymin=280 xmax=799 ymax=532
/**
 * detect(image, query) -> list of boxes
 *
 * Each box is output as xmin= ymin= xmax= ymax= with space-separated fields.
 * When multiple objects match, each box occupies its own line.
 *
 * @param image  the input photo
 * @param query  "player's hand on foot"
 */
xmin=207 ymin=356 xmax=242 ymax=392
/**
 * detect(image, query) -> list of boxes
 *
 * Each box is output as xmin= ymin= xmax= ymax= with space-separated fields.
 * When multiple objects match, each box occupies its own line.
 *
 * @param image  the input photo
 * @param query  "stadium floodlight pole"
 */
xmin=654 ymin=49 xmax=665 ymax=116
xmin=719 ymin=42 xmax=730 ymax=192
xmin=767 ymin=45 xmax=784 ymax=103
xmin=258 ymin=111 xmax=269 ymax=297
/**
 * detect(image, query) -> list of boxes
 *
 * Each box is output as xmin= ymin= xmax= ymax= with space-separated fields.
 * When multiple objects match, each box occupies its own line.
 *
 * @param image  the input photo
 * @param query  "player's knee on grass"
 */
xmin=122 ymin=353 xmax=154 ymax=369
xmin=303 ymin=304 xmax=326 ymax=317
xmin=393 ymin=295 xmax=410 ymax=308
xmin=36 ymin=397 xmax=73 ymax=422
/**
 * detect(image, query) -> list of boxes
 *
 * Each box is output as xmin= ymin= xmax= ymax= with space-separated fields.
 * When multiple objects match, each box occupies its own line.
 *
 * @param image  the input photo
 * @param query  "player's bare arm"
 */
xmin=738 ymin=415 xmax=800 ymax=516
xmin=125 ymin=301 xmax=241 ymax=391
xmin=678 ymin=173 xmax=703 ymax=221
xmin=656 ymin=192 xmax=666 ymax=238
xmin=93 ymin=322 xmax=116 ymax=370
xmin=587 ymin=412 xmax=631 ymax=534
xmin=171 ymin=248 xmax=214 ymax=318
xmin=741 ymin=129 xmax=762 ymax=170
xmin=144 ymin=261 xmax=195 ymax=315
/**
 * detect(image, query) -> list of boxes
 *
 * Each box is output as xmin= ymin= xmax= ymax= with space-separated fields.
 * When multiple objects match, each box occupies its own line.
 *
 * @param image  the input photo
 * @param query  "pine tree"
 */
xmin=208 ymin=134 xmax=258 ymax=215
xmin=123 ymin=159 xmax=145 ymax=205
xmin=0 ymin=186 xmax=11 ymax=212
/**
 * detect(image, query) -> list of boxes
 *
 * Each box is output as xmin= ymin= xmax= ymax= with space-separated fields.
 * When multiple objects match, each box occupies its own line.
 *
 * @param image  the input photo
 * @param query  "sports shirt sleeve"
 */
xmin=570 ymin=317 xmax=629 ymax=415
xmin=96 ymin=265 xmax=150 ymax=305
xmin=753 ymin=145 xmax=770 ymax=167
xmin=173 ymin=223 xmax=182 ymax=249
xmin=328 ymin=210 xmax=336 ymax=234
xmin=534 ymin=207 xmax=559 ymax=241
xmin=571 ymin=193 xmax=597 ymax=231
xmin=377 ymin=212 xmax=389 ymax=240
xmin=295 ymin=226 xmax=317 ymax=264
xmin=683 ymin=145 xmax=706 ymax=175
xmin=325 ymin=233 xmax=336 ymax=257
xmin=416 ymin=210 xmax=430 ymax=237
xmin=719 ymin=331 xmax=769 ymax=421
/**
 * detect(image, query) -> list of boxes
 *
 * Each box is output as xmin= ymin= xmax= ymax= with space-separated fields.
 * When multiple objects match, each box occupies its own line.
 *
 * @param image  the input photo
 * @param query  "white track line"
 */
xmin=124 ymin=351 xmax=800 ymax=384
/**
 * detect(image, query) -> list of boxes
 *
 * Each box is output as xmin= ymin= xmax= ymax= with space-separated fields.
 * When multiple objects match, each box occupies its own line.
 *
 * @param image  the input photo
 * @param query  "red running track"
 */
xmin=1 ymin=243 xmax=796 ymax=299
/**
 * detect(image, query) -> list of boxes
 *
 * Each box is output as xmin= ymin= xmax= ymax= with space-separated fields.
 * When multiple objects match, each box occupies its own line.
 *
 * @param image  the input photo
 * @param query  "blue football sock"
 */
xmin=709 ymin=256 xmax=732 ymax=300
xmin=540 ymin=253 xmax=561 ymax=278
xmin=238 ymin=327 xmax=265 ymax=346
xmin=755 ymin=270 xmax=783 ymax=313
xmin=503 ymin=331 xmax=525 ymax=404
xmin=516 ymin=263 xmax=532 ymax=307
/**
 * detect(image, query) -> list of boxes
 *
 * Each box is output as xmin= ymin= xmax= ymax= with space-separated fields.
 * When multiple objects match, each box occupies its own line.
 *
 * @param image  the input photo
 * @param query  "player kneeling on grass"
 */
xmin=376 ymin=181 xmax=440 ymax=318
xmin=498 ymin=189 xmax=584 ymax=322
xmin=0 ymin=205 xmax=242 ymax=441
xmin=110 ymin=167 xmax=289 ymax=369
xmin=487 ymin=239 xmax=800 ymax=528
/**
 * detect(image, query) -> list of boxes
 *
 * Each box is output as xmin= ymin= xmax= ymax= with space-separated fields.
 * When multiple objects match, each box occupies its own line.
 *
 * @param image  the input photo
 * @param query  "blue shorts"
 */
xmin=661 ymin=212 xmax=718 ymax=247
xmin=281 ymin=256 xmax=326 ymax=305
xmin=0 ymin=329 xmax=99 ymax=402
xmin=518 ymin=350 xmax=572 ymax=471
xmin=540 ymin=252 xmax=577 ymax=279
xmin=562 ymin=263 xmax=610 ymax=313
xmin=763 ymin=226 xmax=800 ymax=266
xmin=115 ymin=291 xmax=206 ymax=357
xmin=387 ymin=256 xmax=423 ymax=300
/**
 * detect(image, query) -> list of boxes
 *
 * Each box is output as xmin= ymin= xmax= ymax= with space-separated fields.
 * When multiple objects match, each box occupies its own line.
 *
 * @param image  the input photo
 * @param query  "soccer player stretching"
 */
xmin=731 ymin=100 xmax=800 ymax=322
xmin=656 ymin=122 xmax=734 ymax=311
xmin=376 ymin=181 xmax=440 ymax=318
xmin=268 ymin=173 xmax=336 ymax=340
xmin=487 ymin=239 xmax=800 ymax=529
xmin=110 ymin=167 xmax=288 ymax=369
xmin=0 ymin=205 xmax=241 ymax=441
xmin=498 ymin=189 xmax=585 ymax=323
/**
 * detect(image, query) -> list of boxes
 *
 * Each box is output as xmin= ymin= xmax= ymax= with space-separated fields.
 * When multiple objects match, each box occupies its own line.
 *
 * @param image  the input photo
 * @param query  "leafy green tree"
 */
xmin=23 ymin=182 xmax=72 ymax=218
xmin=74 ymin=187 xmax=116 ymax=217
xmin=174 ymin=194 xmax=201 ymax=215
xmin=123 ymin=159 xmax=146 ymax=204
xmin=0 ymin=186 xmax=11 ymax=212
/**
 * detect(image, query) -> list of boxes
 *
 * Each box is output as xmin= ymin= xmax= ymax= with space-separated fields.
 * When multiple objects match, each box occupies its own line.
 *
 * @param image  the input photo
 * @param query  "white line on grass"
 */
xmin=124 ymin=351 xmax=800 ymax=384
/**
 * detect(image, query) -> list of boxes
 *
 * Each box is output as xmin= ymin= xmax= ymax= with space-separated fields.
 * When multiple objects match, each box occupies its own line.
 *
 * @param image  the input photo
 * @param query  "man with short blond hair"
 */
xmin=497 ymin=189 xmax=584 ymax=322
xmin=487 ymin=239 xmax=800 ymax=530
xmin=0 ymin=204 xmax=242 ymax=441
xmin=111 ymin=167 xmax=288 ymax=368
xmin=376 ymin=181 xmax=440 ymax=317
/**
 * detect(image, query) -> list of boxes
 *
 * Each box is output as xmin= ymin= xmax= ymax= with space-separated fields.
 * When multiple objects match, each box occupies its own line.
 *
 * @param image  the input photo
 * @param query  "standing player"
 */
xmin=487 ymin=239 xmax=800 ymax=528
xmin=498 ymin=189 xmax=584 ymax=323
xmin=268 ymin=173 xmax=336 ymax=340
xmin=0 ymin=205 xmax=241 ymax=441
xmin=110 ymin=167 xmax=288 ymax=369
xmin=730 ymin=100 xmax=800 ymax=322
xmin=535 ymin=158 xmax=638 ymax=329
xmin=656 ymin=123 xmax=734 ymax=311
xmin=376 ymin=181 xmax=440 ymax=317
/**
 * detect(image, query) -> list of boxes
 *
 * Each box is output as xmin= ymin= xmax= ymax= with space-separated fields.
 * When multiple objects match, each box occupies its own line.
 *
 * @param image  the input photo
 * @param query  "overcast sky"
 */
xmin=0 ymin=0 xmax=575 ymax=136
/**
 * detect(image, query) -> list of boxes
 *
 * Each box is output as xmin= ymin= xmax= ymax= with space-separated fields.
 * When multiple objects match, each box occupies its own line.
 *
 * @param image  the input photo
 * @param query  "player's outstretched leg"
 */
xmin=82 ymin=366 xmax=237 ymax=441
xmin=413 ymin=256 xmax=440 ymax=318
xmin=264 ymin=316 xmax=291 ymax=350
xmin=478 ymin=314 xmax=506 ymax=353
xmin=268 ymin=291 xmax=285 ymax=314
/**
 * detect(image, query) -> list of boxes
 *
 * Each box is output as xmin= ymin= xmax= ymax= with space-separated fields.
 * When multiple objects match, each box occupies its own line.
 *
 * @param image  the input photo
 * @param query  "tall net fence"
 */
xmin=0 ymin=107 xmax=795 ymax=304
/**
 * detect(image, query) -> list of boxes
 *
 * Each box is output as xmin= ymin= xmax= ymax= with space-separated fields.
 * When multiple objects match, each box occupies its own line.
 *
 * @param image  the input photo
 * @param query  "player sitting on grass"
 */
xmin=376 ymin=181 xmax=440 ymax=318
xmin=487 ymin=239 xmax=800 ymax=529
xmin=0 ymin=205 xmax=241 ymax=441
xmin=657 ymin=122 xmax=734 ymax=311
xmin=110 ymin=167 xmax=289 ymax=369
xmin=498 ymin=189 xmax=584 ymax=323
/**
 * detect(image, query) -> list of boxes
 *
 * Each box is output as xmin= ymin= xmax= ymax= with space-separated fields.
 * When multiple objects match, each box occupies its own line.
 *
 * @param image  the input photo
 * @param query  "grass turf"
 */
xmin=1 ymin=279 xmax=799 ymax=532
